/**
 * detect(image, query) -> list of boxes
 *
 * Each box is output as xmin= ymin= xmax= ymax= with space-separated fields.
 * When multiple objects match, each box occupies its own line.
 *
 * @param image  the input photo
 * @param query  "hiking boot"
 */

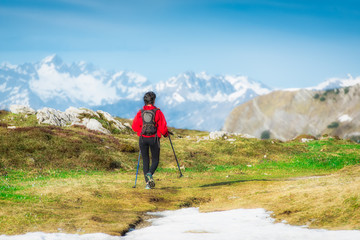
xmin=145 ymin=183 xmax=151 ymax=190
xmin=146 ymin=173 xmax=155 ymax=188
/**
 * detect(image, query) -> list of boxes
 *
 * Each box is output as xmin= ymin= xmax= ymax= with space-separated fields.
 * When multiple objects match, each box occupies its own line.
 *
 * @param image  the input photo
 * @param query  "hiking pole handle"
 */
xmin=168 ymin=135 xmax=183 ymax=177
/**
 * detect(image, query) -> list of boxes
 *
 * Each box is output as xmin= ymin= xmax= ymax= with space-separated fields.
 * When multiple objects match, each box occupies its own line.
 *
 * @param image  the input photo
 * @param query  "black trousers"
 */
xmin=139 ymin=137 xmax=160 ymax=182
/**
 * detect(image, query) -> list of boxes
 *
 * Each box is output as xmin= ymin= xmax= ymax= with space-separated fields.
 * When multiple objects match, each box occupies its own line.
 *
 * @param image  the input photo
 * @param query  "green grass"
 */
xmin=1 ymin=110 xmax=360 ymax=234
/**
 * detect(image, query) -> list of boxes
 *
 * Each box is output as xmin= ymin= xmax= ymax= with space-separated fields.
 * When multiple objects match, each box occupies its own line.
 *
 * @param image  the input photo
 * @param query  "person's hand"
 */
xmin=164 ymin=131 xmax=173 ymax=137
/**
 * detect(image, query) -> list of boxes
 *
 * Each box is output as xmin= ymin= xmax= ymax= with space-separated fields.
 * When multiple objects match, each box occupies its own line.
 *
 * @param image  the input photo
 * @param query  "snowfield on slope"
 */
xmin=1 ymin=208 xmax=360 ymax=240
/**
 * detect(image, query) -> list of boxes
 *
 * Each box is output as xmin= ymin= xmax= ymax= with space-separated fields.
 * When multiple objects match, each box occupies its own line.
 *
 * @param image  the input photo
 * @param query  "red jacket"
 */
xmin=132 ymin=105 xmax=168 ymax=138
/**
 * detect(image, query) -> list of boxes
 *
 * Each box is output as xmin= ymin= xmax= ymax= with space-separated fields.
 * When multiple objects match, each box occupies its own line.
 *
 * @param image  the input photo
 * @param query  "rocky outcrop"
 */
xmin=224 ymin=84 xmax=360 ymax=141
xmin=36 ymin=107 xmax=76 ymax=127
xmin=82 ymin=118 xmax=110 ymax=134
xmin=10 ymin=105 xmax=126 ymax=134
xmin=208 ymin=131 xmax=255 ymax=140
xmin=9 ymin=105 xmax=36 ymax=115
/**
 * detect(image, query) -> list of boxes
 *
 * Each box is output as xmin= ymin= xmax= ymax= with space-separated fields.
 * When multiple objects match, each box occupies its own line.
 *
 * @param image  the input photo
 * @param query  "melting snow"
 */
xmin=1 ymin=208 xmax=360 ymax=240
xmin=0 ymin=233 xmax=120 ymax=240
xmin=338 ymin=114 xmax=352 ymax=122
xmin=126 ymin=208 xmax=360 ymax=240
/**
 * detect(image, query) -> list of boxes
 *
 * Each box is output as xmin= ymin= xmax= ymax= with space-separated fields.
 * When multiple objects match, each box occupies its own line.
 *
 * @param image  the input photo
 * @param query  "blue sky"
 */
xmin=1 ymin=0 xmax=360 ymax=88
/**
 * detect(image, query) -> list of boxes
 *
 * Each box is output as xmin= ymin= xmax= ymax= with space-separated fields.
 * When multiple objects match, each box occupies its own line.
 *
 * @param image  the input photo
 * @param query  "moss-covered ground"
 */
xmin=0 ymin=111 xmax=359 ymax=235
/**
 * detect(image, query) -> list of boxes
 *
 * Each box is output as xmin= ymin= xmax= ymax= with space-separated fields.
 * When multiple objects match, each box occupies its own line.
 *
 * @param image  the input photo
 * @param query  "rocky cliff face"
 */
xmin=223 ymin=84 xmax=360 ymax=141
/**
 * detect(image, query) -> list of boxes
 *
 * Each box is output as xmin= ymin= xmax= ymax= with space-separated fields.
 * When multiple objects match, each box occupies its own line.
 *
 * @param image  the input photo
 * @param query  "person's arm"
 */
xmin=156 ymin=110 xmax=168 ymax=137
xmin=132 ymin=111 xmax=142 ymax=135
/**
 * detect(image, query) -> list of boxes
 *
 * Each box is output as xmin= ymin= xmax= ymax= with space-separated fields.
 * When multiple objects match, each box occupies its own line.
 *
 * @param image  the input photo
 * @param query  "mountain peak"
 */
xmin=311 ymin=74 xmax=360 ymax=90
xmin=0 ymin=55 xmax=272 ymax=131
xmin=196 ymin=71 xmax=212 ymax=80
xmin=40 ymin=54 xmax=63 ymax=66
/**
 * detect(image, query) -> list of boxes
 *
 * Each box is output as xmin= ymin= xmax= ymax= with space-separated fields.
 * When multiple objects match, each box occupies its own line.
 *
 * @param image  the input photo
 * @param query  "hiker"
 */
xmin=132 ymin=91 xmax=169 ymax=189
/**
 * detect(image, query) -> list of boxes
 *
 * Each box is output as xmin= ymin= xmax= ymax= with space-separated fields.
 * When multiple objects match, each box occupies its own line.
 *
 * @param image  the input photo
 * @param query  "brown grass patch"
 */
xmin=200 ymin=165 xmax=360 ymax=230
xmin=292 ymin=134 xmax=317 ymax=142
xmin=1 ymin=166 xmax=360 ymax=235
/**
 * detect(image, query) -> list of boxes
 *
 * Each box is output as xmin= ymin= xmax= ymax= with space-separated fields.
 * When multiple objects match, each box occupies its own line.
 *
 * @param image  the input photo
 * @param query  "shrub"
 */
xmin=313 ymin=93 xmax=320 ymax=99
xmin=109 ymin=160 xmax=122 ymax=170
xmin=320 ymin=96 xmax=326 ymax=101
xmin=261 ymin=130 xmax=271 ymax=140
xmin=344 ymin=87 xmax=350 ymax=94
xmin=119 ymin=143 xmax=137 ymax=153
xmin=327 ymin=122 xmax=339 ymax=129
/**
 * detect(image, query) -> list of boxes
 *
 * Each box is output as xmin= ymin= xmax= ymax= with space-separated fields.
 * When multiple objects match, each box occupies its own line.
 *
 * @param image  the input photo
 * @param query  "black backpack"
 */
xmin=141 ymin=108 xmax=158 ymax=136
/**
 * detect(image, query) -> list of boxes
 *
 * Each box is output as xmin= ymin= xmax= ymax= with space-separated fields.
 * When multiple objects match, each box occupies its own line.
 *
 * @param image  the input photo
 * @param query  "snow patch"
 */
xmin=173 ymin=92 xmax=185 ymax=103
xmin=338 ymin=114 xmax=352 ymax=122
xmin=311 ymin=74 xmax=360 ymax=90
xmin=195 ymin=72 xmax=211 ymax=81
xmin=112 ymin=71 xmax=124 ymax=79
xmin=2 ymin=208 xmax=360 ymax=240
xmin=126 ymin=72 xmax=147 ymax=85
xmin=125 ymin=208 xmax=360 ymax=240
xmin=283 ymin=88 xmax=301 ymax=92
xmin=0 ymin=232 xmax=120 ymax=240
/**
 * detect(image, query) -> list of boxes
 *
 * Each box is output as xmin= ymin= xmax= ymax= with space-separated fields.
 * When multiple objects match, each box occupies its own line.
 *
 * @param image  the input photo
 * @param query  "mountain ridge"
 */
xmin=224 ymin=84 xmax=360 ymax=141
xmin=0 ymin=55 xmax=271 ymax=131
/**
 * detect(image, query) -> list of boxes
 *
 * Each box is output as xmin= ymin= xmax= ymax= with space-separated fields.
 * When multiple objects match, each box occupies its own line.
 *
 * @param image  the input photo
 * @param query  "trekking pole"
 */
xmin=132 ymin=151 xmax=141 ymax=188
xmin=168 ymin=133 xmax=183 ymax=177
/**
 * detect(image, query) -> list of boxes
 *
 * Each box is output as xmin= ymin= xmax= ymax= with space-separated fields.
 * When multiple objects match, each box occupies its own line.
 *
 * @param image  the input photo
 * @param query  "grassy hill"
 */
xmin=0 ymin=110 xmax=360 ymax=235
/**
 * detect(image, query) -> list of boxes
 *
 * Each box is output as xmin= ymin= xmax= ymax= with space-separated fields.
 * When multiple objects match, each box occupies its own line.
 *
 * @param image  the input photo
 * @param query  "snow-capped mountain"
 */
xmin=0 ymin=61 xmax=43 ymax=109
xmin=151 ymin=72 xmax=271 ymax=130
xmin=0 ymin=55 xmax=271 ymax=131
xmin=29 ymin=55 xmax=151 ymax=107
xmin=1 ymin=54 xmax=151 ymax=109
xmin=311 ymin=74 xmax=360 ymax=90
xmin=156 ymin=72 xmax=269 ymax=105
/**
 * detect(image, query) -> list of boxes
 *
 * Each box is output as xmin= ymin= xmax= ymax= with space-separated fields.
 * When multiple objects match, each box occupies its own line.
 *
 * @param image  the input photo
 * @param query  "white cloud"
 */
xmin=30 ymin=62 xmax=118 ymax=106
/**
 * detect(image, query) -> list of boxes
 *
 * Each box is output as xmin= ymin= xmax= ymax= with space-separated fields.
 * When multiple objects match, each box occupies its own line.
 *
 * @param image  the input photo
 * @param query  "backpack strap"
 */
xmin=152 ymin=108 xmax=159 ymax=126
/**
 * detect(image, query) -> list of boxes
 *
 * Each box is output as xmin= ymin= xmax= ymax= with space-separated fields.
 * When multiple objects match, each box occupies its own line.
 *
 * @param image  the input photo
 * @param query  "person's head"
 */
xmin=143 ymin=91 xmax=156 ymax=106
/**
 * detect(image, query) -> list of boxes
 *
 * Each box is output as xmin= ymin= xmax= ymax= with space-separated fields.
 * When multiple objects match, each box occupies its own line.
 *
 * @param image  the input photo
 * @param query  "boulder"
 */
xmin=209 ymin=131 xmax=255 ymax=140
xmin=83 ymin=118 xmax=111 ymax=134
xmin=97 ymin=110 xmax=125 ymax=130
xmin=36 ymin=106 xmax=125 ymax=134
xmin=36 ymin=108 xmax=72 ymax=127
xmin=65 ymin=107 xmax=100 ymax=120
xmin=9 ymin=105 xmax=36 ymax=115
xmin=209 ymin=131 xmax=228 ymax=140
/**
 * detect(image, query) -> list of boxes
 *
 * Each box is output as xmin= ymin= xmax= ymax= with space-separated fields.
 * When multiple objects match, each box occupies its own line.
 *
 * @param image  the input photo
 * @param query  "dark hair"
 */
xmin=143 ymin=91 xmax=156 ymax=105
